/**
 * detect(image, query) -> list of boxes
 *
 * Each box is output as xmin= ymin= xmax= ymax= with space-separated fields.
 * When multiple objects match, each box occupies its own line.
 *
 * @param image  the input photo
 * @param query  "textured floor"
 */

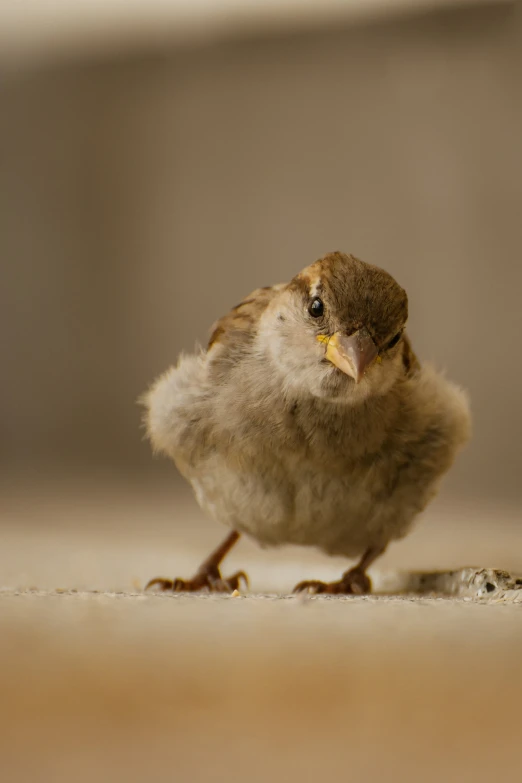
xmin=2 ymin=475 xmax=522 ymax=782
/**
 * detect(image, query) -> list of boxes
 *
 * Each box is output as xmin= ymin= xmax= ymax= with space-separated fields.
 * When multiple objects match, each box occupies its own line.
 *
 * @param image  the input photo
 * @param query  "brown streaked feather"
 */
xmin=207 ymin=284 xmax=286 ymax=351
xmin=401 ymin=333 xmax=419 ymax=377
xmin=286 ymin=272 xmax=313 ymax=302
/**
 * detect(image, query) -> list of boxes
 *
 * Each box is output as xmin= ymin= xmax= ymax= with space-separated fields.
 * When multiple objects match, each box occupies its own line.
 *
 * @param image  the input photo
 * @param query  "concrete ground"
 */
xmin=2 ymin=474 xmax=522 ymax=782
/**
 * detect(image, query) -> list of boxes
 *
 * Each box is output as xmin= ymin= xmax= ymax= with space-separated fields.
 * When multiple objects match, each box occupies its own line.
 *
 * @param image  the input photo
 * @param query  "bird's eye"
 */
xmin=308 ymin=298 xmax=324 ymax=318
xmin=386 ymin=331 xmax=402 ymax=350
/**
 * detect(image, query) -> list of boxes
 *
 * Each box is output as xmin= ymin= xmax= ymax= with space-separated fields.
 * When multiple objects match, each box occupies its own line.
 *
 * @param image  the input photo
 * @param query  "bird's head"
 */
xmin=258 ymin=251 xmax=411 ymax=404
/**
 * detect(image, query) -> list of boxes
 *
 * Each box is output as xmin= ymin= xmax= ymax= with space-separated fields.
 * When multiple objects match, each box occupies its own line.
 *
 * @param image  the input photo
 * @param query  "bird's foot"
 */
xmin=293 ymin=566 xmax=371 ymax=596
xmin=145 ymin=566 xmax=249 ymax=594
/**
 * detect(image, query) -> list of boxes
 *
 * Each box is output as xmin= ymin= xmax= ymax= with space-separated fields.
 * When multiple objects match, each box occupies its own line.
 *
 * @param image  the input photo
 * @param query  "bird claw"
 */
xmin=221 ymin=570 xmax=249 ymax=591
xmin=293 ymin=579 xmax=331 ymax=595
xmin=293 ymin=568 xmax=371 ymax=596
xmin=145 ymin=568 xmax=249 ymax=594
xmin=144 ymin=577 xmax=176 ymax=591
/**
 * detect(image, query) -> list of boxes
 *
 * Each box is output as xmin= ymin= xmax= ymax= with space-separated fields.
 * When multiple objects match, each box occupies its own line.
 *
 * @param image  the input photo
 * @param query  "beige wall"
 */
xmin=1 ymin=3 xmax=521 ymax=500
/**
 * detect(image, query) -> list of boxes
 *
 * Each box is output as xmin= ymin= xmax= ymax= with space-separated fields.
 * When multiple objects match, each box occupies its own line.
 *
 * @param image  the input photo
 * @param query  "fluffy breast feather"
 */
xmin=143 ymin=352 xmax=216 ymax=471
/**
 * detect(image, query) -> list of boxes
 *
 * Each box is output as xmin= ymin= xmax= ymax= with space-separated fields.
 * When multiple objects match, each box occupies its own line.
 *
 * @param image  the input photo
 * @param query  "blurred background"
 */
xmin=2 ymin=2 xmax=522 ymax=782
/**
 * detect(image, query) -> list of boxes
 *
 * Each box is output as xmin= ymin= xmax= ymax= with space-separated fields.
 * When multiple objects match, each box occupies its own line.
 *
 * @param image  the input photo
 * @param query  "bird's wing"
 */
xmin=401 ymin=333 xmax=420 ymax=377
xmin=207 ymin=283 xmax=286 ymax=353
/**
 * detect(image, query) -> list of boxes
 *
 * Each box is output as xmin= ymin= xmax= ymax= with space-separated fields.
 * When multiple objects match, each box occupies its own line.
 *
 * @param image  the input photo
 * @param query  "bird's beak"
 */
xmin=317 ymin=328 xmax=378 ymax=383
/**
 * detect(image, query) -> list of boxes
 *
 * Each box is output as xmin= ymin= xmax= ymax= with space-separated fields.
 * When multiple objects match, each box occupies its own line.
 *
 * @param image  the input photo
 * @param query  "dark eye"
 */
xmin=308 ymin=297 xmax=324 ymax=318
xmin=386 ymin=331 xmax=402 ymax=350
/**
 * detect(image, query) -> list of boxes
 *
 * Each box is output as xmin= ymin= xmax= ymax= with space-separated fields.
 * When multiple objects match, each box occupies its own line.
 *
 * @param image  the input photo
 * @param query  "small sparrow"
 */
xmin=143 ymin=252 xmax=471 ymax=594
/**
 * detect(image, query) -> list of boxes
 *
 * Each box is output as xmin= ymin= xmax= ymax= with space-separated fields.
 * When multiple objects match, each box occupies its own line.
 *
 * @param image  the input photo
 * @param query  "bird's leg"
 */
xmin=293 ymin=544 xmax=386 ymax=595
xmin=145 ymin=530 xmax=248 ymax=593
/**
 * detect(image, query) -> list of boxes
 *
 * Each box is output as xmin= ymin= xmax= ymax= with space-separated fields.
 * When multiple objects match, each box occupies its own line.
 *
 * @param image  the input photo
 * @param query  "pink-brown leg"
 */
xmin=293 ymin=545 xmax=386 ymax=595
xmin=145 ymin=530 xmax=248 ymax=594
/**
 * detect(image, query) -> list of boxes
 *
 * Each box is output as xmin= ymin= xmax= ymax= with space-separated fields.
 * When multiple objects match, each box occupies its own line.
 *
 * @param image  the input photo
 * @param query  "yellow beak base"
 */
xmin=317 ymin=329 xmax=378 ymax=383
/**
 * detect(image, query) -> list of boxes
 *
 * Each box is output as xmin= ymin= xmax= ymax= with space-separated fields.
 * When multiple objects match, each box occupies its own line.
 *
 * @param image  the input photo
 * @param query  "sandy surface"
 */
xmin=2 ymin=476 xmax=522 ymax=782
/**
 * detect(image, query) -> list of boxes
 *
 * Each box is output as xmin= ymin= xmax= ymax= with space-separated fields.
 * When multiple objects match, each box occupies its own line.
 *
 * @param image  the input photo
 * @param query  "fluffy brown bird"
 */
xmin=143 ymin=252 xmax=471 ymax=594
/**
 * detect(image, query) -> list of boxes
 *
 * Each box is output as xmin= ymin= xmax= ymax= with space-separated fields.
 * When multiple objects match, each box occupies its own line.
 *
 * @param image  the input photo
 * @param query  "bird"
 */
xmin=142 ymin=251 xmax=471 ymax=594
